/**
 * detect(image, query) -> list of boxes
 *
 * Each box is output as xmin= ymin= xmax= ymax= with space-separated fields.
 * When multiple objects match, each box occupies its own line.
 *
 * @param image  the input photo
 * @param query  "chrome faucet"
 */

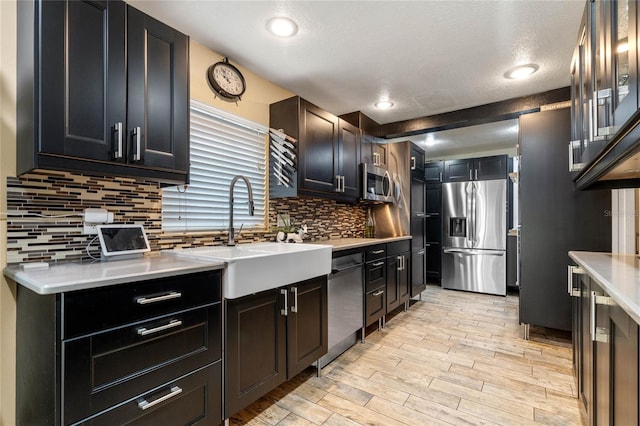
xmin=228 ymin=175 xmax=255 ymax=246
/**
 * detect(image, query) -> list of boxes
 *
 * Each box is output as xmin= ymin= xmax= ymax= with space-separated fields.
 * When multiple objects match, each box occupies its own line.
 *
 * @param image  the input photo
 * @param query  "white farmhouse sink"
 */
xmin=169 ymin=242 xmax=332 ymax=299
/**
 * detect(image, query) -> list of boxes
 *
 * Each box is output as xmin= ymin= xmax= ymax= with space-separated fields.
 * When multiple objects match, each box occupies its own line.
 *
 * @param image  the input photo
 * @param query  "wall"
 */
xmin=0 ymin=0 xmax=17 ymax=424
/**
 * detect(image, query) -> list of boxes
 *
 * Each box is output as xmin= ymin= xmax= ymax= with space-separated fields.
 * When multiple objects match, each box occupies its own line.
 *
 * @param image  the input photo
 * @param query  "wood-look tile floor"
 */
xmin=230 ymin=285 xmax=586 ymax=426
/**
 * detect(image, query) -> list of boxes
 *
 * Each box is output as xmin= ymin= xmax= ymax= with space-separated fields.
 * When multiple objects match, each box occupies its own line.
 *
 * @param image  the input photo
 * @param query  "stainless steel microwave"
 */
xmin=361 ymin=163 xmax=393 ymax=202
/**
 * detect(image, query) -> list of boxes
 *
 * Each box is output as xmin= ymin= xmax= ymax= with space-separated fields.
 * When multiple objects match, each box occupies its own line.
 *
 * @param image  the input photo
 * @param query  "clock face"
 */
xmin=210 ymin=62 xmax=246 ymax=99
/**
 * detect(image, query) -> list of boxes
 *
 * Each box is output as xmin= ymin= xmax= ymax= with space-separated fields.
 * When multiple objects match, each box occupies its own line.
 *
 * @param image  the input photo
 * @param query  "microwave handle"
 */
xmin=383 ymin=170 xmax=392 ymax=197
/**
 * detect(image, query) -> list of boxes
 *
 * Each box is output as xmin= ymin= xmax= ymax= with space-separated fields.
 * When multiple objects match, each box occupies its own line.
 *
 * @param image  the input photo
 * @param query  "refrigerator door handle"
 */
xmin=443 ymin=248 xmax=505 ymax=256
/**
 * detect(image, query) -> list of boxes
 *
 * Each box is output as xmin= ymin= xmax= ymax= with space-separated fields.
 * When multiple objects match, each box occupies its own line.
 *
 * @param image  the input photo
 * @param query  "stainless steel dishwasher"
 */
xmin=318 ymin=250 xmax=364 ymax=369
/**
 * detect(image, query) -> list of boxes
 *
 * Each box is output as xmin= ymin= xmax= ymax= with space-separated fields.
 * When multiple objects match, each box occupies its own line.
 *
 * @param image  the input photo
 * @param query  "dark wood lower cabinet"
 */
xmin=16 ymin=270 xmax=223 ymax=426
xmin=225 ymin=288 xmax=286 ymax=418
xmin=225 ymin=276 xmax=328 ymax=419
xmin=572 ymin=266 xmax=640 ymax=426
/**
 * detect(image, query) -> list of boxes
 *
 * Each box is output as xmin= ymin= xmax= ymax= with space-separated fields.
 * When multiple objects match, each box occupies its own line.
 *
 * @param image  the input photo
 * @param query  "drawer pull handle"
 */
xmin=137 ymin=319 xmax=182 ymax=336
xmin=372 ymin=261 xmax=385 ymax=267
xmin=372 ymin=290 xmax=384 ymax=297
xmin=136 ymin=291 xmax=182 ymax=305
xmin=371 ymin=250 xmax=385 ymax=254
xmin=138 ymin=386 xmax=183 ymax=410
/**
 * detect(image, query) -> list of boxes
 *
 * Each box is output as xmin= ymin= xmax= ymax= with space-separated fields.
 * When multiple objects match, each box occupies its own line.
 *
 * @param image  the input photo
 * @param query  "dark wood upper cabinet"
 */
xmin=270 ymin=97 xmax=360 ymax=202
xmin=424 ymin=161 xmax=443 ymax=183
xmin=17 ymin=0 xmax=189 ymax=184
xmin=127 ymin=6 xmax=189 ymax=172
xmin=443 ymin=155 xmax=507 ymax=182
xmin=410 ymin=144 xmax=425 ymax=176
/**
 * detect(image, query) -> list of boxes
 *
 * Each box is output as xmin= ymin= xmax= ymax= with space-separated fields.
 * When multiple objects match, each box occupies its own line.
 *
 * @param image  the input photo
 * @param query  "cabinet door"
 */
xmin=386 ymin=256 xmax=400 ymax=312
xmin=426 ymin=184 xmax=441 ymax=215
xmin=398 ymin=254 xmax=410 ymax=305
xmin=424 ymin=161 xmax=443 ymax=183
xmin=411 ymin=176 xmax=426 ymax=251
xmin=592 ymin=282 xmax=611 ymax=426
xmin=579 ymin=275 xmax=594 ymax=421
xmin=442 ymin=159 xmax=473 ymax=182
xmin=338 ymin=119 xmax=360 ymax=199
xmin=365 ymin=289 xmax=386 ymax=327
xmin=286 ymin=276 xmax=328 ymax=378
xmin=610 ymin=304 xmax=639 ymax=425
xmin=39 ymin=0 xmax=126 ymax=162
xmin=372 ymin=143 xmax=388 ymax=168
xmin=298 ymin=100 xmax=340 ymax=194
xmin=365 ymin=259 xmax=386 ymax=292
xmin=225 ymin=289 xmax=286 ymax=418
xmin=411 ymin=144 xmax=425 ymax=176
xmin=612 ymin=0 xmax=638 ymax=129
xmin=410 ymin=249 xmax=426 ymax=297
xmin=127 ymin=6 xmax=189 ymax=172
xmin=474 ymin=155 xmax=507 ymax=180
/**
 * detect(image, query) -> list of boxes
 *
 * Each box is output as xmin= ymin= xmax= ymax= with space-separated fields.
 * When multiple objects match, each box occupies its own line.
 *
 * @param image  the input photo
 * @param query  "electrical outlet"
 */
xmin=83 ymin=224 xmax=99 ymax=235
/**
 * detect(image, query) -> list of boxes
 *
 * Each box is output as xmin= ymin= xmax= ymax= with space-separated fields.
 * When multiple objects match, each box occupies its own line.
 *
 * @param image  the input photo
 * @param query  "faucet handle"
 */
xmin=235 ymin=223 xmax=244 ymax=239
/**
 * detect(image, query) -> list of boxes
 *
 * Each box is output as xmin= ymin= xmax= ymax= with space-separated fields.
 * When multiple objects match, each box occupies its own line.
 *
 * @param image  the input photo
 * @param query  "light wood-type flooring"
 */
xmin=230 ymin=285 xmax=585 ymax=426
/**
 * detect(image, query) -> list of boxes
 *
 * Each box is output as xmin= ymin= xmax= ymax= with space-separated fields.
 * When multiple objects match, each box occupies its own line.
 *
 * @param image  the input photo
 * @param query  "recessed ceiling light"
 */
xmin=504 ymin=64 xmax=539 ymax=80
xmin=375 ymin=100 xmax=394 ymax=110
xmin=266 ymin=17 xmax=298 ymax=38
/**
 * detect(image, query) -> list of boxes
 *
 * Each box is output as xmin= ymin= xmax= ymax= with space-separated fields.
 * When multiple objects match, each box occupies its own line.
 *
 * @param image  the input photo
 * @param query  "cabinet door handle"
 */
xmin=335 ymin=175 xmax=341 ymax=192
xmin=439 ymin=172 xmax=442 ymax=182
xmin=417 ymin=249 xmax=425 ymax=255
xmin=373 ymin=152 xmax=380 ymax=166
xmin=136 ymin=291 xmax=182 ymax=305
xmin=112 ymin=122 xmax=123 ymax=159
xmin=372 ymin=261 xmax=385 ymax=267
xmin=137 ymin=319 xmax=182 ymax=336
xmin=138 ymin=386 xmax=183 ymax=410
xmin=341 ymin=175 xmax=346 ymax=192
xmin=469 ymin=169 xmax=473 ymax=180
xmin=281 ymin=288 xmax=288 ymax=316
xmin=372 ymin=290 xmax=384 ymax=297
xmin=372 ymin=249 xmax=385 ymax=254
xmin=397 ymin=255 xmax=402 ymax=271
xmin=475 ymin=169 xmax=478 ymax=180
xmin=411 ymin=156 xmax=416 ymax=170
xmin=590 ymin=290 xmax=596 ymax=342
xmin=291 ymin=287 xmax=298 ymax=313
xmin=568 ymin=140 xmax=586 ymax=172
xmin=567 ymin=266 xmax=584 ymax=296
xmin=132 ymin=126 xmax=142 ymax=162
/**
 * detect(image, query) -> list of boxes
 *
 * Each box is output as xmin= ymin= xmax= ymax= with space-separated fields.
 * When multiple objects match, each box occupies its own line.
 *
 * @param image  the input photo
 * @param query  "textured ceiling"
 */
xmin=128 ymin=0 xmax=584 ymax=126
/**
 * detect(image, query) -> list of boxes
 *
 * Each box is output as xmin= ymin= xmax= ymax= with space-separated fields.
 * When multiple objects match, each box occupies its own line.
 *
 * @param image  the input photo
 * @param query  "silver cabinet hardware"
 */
xmin=280 ymin=288 xmax=288 ymax=316
xmin=397 ymin=255 xmax=402 ymax=271
xmin=137 ymin=319 xmax=182 ymax=336
xmin=568 ymin=140 xmax=586 ymax=172
xmin=136 ymin=291 xmax=182 ymax=305
xmin=411 ymin=156 xmax=416 ymax=170
xmin=567 ymin=265 xmax=585 ymax=297
xmin=112 ymin=122 xmax=123 ymax=159
xmin=291 ymin=287 xmax=298 ymax=313
xmin=341 ymin=176 xmax=346 ymax=192
xmin=417 ymin=249 xmax=425 ymax=255
xmin=372 ymin=249 xmax=385 ymax=254
xmin=475 ymin=169 xmax=478 ymax=180
xmin=138 ymin=386 xmax=183 ymax=410
xmin=469 ymin=169 xmax=473 ymax=180
xmin=132 ymin=126 xmax=142 ymax=161
xmin=372 ymin=261 xmax=385 ymax=267
xmin=439 ymin=172 xmax=443 ymax=182
xmin=590 ymin=290 xmax=596 ymax=342
xmin=372 ymin=290 xmax=384 ymax=297
xmin=373 ymin=152 xmax=381 ymax=166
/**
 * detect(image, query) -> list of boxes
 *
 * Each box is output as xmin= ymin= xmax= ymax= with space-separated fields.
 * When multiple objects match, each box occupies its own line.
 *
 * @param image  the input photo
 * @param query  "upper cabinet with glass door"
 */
xmin=571 ymin=0 xmax=640 ymax=189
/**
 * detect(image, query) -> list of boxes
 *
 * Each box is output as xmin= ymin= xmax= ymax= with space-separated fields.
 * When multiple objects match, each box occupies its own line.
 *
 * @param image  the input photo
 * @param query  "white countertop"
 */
xmin=309 ymin=236 xmax=412 ymax=251
xmin=4 ymin=253 xmax=224 ymax=295
xmin=569 ymin=251 xmax=640 ymax=325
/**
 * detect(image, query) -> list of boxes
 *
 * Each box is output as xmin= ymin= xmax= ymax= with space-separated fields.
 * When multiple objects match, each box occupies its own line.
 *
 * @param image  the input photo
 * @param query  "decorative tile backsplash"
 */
xmin=6 ymin=171 xmax=367 ymax=264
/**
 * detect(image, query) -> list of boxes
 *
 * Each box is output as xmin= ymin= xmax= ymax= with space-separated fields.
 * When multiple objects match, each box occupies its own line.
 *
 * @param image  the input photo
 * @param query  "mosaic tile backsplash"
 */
xmin=6 ymin=171 xmax=367 ymax=264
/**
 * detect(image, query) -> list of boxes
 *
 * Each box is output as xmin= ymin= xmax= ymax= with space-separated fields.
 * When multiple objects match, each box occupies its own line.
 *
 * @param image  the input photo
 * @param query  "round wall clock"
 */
xmin=207 ymin=57 xmax=246 ymax=101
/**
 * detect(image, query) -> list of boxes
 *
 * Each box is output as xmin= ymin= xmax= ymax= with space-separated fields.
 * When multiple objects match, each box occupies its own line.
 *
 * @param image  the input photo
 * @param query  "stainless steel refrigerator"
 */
xmin=441 ymin=179 xmax=507 ymax=295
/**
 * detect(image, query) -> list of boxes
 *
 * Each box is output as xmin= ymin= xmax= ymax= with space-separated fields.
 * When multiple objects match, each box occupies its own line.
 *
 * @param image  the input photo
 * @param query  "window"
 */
xmin=162 ymin=100 xmax=268 ymax=232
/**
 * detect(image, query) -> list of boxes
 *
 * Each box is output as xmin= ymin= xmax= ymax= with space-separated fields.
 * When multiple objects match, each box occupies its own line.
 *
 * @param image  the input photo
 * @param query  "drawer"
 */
xmin=364 ymin=244 xmax=386 ymax=261
xmin=63 ymin=304 xmax=221 ymax=425
xmin=63 ymin=270 xmax=221 ymax=339
xmin=365 ymin=259 xmax=386 ymax=293
xmin=365 ymin=288 xmax=386 ymax=327
xmin=77 ymin=362 xmax=222 ymax=426
xmin=387 ymin=240 xmax=411 ymax=256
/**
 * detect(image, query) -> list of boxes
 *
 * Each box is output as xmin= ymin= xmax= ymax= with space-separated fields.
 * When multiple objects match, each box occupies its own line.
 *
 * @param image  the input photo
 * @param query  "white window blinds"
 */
xmin=162 ymin=100 xmax=268 ymax=232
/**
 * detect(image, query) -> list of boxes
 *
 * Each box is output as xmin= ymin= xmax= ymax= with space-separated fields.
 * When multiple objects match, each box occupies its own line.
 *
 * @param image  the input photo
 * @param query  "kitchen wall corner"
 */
xmin=0 ymin=0 xmax=17 ymax=424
